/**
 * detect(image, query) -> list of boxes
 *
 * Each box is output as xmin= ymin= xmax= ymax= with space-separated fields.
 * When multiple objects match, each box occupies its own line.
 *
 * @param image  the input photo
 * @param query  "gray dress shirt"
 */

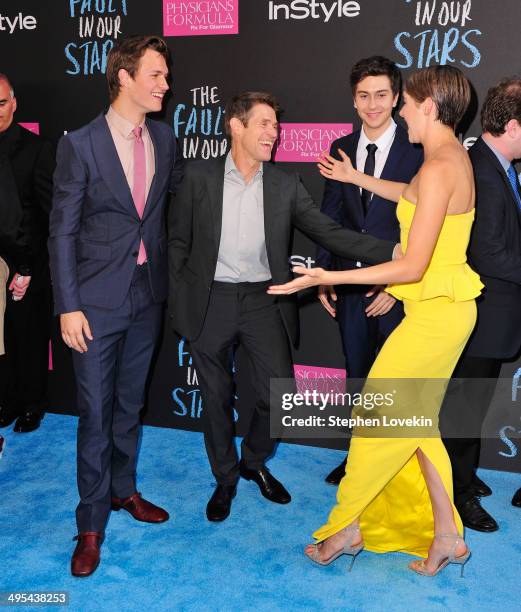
xmin=214 ymin=152 xmax=271 ymax=282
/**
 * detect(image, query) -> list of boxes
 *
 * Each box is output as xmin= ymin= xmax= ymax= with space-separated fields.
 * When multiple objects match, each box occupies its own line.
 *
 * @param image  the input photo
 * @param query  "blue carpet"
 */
xmin=0 ymin=413 xmax=519 ymax=612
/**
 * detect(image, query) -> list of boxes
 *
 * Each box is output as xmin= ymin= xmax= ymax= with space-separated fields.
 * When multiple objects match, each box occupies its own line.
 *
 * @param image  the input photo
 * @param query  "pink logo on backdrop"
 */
xmin=163 ymin=0 xmax=239 ymax=37
xmin=19 ymin=122 xmax=40 ymax=135
xmin=293 ymin=364 xmax=346 ymax=395
xmin=275 ymin=123 xmax=352 ymax=163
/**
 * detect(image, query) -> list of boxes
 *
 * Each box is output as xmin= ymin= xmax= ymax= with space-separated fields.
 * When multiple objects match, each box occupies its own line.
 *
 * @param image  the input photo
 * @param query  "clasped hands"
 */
xmin=318 ymin=284 xmax=396 ymax=318
xmin=8 ymin=273 xmax=31 ymax=301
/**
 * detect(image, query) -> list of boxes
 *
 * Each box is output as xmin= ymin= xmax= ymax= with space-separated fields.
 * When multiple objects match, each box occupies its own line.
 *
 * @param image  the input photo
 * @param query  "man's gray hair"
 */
xmin=0 ymin=73 xmax=14 ymax=97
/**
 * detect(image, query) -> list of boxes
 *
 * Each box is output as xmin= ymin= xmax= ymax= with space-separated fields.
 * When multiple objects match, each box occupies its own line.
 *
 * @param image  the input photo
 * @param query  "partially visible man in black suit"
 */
xmin=441 ymin=77 xmax=521 ymax=530
xmin=0 ymin=73 xmax=54 ymax=433
xmin=168 ymin=91 xmax=397 ymax=522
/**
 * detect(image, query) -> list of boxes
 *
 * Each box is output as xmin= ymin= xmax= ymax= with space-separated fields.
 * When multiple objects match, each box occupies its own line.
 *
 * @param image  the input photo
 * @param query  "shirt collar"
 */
xmin=225 ymin=151 xmax=264 ymax=177
xmin=482 ymin=134 xmax=511 ymax=173
xmin=106 ymin=105 xmax=145 ymax=140
xmin=359 ymin=118 xmax=397 ymax=152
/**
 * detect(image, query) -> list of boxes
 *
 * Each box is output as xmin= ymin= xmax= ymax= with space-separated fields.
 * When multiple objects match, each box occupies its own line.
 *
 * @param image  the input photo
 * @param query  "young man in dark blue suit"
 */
xmin=316 ymin=57 xmax=423 ymax=484
xmin=49 ymin=36 xmax=183 ymax=577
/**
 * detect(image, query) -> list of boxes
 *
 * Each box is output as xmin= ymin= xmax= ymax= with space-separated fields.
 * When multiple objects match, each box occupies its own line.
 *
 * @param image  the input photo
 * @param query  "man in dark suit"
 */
xmin=0 ymin=73 xmax=54 ymax=433
xmin=441 ymin=77 xmax=521 ymax=531
xmin=49 ymin=36 xmax=183 ymax=577
xmin=168 ymin=91 xmax=397 ymax=522
xmin=316 ymin=57 xmax=423 ymax=485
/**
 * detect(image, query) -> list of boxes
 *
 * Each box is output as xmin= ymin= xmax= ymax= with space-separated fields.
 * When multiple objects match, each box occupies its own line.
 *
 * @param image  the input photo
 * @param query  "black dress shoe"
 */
xmin=512 ymin=487 xmax=521 ymax=508
xmin=472 ymin=473 xmax=492 ymax=497
xmin=239 ymin=463 xmax=291 ymax=504
xmin=325 ymin=457 xmax=347 ymax=486
xmin=13 ymin=411 xmax=42 ymax=433
xmin=206 ymin=484 xmax=237 ymax=522
xmin=0 ymin=407 xmax=18 ymax=429
xmin=457 ymin=497 xmax=498 ymax=532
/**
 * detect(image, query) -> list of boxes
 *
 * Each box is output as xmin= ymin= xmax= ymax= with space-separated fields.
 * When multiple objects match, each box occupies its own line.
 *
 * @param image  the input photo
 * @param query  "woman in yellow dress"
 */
xmin=268 ymin=66 xmax=483 ymax=576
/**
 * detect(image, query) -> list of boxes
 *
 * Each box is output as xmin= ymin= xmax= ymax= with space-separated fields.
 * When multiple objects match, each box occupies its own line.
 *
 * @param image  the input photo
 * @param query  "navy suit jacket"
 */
xmin=49 ymin=113 xmax=183 ymax=314
xmin=316 ymin=124 xmax=423 ymax=272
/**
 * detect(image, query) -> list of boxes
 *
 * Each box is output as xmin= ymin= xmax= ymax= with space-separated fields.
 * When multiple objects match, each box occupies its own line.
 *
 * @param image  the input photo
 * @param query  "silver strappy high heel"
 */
xmin=408 ymin=533 xmax=471 ymax=577
xmin=305 ymin=524 xmax=364 ymax=572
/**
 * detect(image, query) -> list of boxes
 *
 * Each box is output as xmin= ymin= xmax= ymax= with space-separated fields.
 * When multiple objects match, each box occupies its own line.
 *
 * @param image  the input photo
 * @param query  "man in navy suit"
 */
xmin=49 ymin=35 xmax=183 ymax=577
xmin=316 ymin=57 xmax=423 ymax=484
xmin=441 ymin=78 xmax=521 ymax=530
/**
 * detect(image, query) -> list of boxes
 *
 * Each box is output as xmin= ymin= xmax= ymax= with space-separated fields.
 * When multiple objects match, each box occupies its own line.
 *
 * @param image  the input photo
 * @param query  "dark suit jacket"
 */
xmin=49 ymin=113 xmax=183 ymax=314
xmin=0 ymin=123 xmax=54 ymax=288
xmin=168 ymin=157 xmax=395 ymax=348
xmin=464 ymin=136 xmax=521 ymax=359
xmin=316 ymin=124 xmax=423 ymax=272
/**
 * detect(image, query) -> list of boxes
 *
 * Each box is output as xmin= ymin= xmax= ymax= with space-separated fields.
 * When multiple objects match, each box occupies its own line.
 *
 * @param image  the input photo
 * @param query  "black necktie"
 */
xmin=361 ymin=143 xmax=377 ymax=216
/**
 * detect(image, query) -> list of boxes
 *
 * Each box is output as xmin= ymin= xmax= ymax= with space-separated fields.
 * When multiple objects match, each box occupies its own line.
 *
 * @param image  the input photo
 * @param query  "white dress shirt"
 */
xmin=356 ymin=118 xmax=397 ymax=189
xmin=353 ymin=119 xmax=397 ymax=267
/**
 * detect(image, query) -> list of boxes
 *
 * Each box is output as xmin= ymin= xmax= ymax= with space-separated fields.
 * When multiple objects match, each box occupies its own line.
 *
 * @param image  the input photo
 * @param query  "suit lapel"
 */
xmin=143 ymin=118 xmax=167 ymax=220
xmin=90 ymin=114 xmax=137 ymax=218
xmin=208 ymin=157 xmax=226 ymax=250
xmin=262 ymin=163 xmax=280 ymax=255
xmin=477 ymin=137 xmax=521 ymax=217
xmin=379 ymin=127 xmax=406 ymax=183
xmin=344 ymin=131 xmax=364 ymax=223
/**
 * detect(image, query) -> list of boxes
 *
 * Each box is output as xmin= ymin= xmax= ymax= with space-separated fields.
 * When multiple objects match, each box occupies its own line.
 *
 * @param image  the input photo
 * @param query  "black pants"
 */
xmin=189 ymin=281 xmax=293 ymax=485
xmin=0 ymin=283 xmax=51 ymax=417
xmin=440 ymin=355 xmax=501 ymax=506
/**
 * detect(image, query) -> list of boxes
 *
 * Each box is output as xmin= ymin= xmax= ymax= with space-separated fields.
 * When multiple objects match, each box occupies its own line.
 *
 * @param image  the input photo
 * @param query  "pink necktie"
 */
xmin=132 ymin=126 xmax=147 ymax=265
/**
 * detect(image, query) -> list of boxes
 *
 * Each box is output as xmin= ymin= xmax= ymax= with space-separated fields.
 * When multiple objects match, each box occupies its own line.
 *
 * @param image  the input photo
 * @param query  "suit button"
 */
xmin=132 ymin=251 xmax=138 ymax=257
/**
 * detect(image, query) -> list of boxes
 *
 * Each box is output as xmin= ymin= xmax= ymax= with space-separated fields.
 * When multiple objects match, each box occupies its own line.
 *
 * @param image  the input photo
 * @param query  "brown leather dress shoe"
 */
xmin=111 ymin=492 xmax=169 ymax=523
xmin=71 ymin=532 xmax=103 ymax=577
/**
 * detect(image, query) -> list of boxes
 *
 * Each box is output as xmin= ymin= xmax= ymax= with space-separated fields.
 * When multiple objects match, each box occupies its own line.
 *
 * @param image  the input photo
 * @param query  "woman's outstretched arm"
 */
xmin=269 ymin=160 xmax=450 ymax=295
xmin=318 ymin=149 xmax=408 ymax=203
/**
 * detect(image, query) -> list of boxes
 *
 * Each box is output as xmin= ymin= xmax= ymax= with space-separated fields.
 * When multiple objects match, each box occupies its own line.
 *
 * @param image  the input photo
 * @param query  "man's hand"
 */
xmin=365 ymin=285 xmax=396 ymax=317
xmin=60 ymin=311 xmax=93 ymax=353
xmin=8 ymin=274 xmax=31 ymax=301
xmin=318 ymin=284 xmax=337 ymax=317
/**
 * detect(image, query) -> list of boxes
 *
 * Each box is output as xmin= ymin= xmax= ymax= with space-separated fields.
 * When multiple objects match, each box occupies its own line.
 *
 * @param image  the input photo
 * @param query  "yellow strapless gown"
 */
xmin=313 ymin=197 xmax=484 ymax=557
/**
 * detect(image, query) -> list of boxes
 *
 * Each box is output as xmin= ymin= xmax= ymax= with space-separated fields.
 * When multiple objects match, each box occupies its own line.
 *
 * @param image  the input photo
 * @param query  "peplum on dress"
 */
xmin=312 ymin=196 xmax=484 ymax=557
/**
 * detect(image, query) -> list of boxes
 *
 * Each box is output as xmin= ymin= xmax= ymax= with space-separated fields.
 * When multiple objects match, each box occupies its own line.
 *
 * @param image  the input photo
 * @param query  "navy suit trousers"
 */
xmin=72 ymin=264 xmax=162 ymax=532
xmin=336 ymin=285 xmax=403 ymax=378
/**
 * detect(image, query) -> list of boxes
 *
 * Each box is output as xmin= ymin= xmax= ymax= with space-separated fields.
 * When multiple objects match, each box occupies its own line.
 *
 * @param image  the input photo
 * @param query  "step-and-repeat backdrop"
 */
xmin=2 ymin=0 xmax=520 ymax=472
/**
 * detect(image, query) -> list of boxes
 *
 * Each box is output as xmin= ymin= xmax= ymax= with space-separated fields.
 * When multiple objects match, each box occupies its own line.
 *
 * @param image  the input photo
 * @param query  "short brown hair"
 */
xmin=350 ymin=56 xmax=401 ymax=97
xmin=224 ymin=91 xmax=281 ymax=136
xmin=481 ymin=77 xmax=521 ymax=136
xmin=106 ymin=35 xmax=169 ymax=102
xmin=405 ymin=66 xmax=471 ymax=128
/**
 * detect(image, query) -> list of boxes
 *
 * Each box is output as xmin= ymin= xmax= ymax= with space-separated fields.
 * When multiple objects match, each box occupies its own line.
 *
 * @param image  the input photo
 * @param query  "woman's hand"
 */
xmin=318 ymin=149 xmax=355 ymax=183
xmin=268 ymin=267 xmax=329 ymax=295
